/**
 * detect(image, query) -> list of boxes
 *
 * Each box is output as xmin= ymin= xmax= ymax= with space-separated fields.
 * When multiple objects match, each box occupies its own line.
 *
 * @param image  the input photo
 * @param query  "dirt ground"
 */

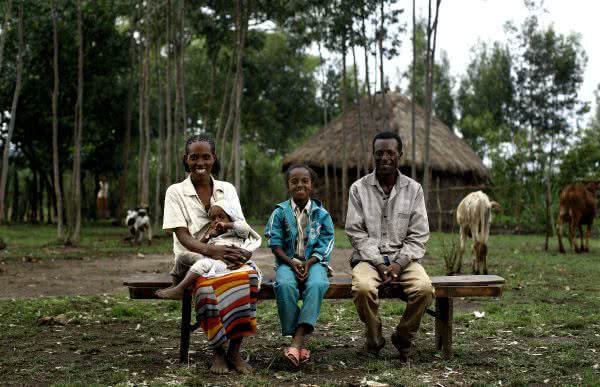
xmin=0 ymin=248 xmax=356 ymax=299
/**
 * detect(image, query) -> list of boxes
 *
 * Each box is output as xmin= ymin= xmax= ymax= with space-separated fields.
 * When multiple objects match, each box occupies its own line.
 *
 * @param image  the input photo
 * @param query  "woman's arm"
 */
xmin=174 ymin=227 xmax=250 ymax=264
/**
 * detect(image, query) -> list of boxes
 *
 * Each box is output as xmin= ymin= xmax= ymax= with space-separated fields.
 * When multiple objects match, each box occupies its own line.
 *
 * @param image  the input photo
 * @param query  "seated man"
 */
xmin=345 ymin=131 xmax=434 ymax=361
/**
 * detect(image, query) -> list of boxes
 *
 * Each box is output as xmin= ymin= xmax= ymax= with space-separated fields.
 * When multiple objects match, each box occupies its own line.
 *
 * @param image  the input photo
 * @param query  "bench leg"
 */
xmin=435 ymin=297 xmax=453 ymax=359
xmin=179 ymin=292 xmax=192 ymax=363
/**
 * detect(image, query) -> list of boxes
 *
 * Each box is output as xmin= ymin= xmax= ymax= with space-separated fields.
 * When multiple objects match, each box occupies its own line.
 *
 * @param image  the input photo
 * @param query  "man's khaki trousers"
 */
xmin=352 ymin=261 xmax=435 ymax=347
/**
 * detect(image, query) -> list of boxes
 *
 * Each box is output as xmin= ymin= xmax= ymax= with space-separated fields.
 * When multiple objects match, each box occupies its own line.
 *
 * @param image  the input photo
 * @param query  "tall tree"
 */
xmin=0 ymin=0 xmax=22 ymax=223
xmin=116 ymin=13 xmax=137 ymax=220
xmin=0 ymin=0 xmax=12 ymax=75
xmin=421 ymin=0 xmax=441 ymax=205
xmin=403 ymin=20 xmax=455 ymax=130
xmin=67 ymin=0 xmax=84 ymax=243
xmin=164 ymin=0 xmax=173 ymax=187
xmin=411 ymin=0 xmax=416 ymax=179
xmin=457 ymin=42 xmax=514 ymax=157
xmin=139 ymin=0 xmax=151 ymax=207
xmin=224 ymin=0 xmax=248 ymax=191
xmin=510 ymin=16 xmax=586 ymax=249
xmin=50 ymin=0 xmax=64 ymax=239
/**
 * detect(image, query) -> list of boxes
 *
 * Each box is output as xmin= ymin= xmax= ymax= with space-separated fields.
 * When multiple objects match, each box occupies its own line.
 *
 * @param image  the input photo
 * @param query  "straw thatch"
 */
xmin=283 ymin=92 xmax=488 ymax=179
xmin=282 ymin=92 xmax=489 ymax=229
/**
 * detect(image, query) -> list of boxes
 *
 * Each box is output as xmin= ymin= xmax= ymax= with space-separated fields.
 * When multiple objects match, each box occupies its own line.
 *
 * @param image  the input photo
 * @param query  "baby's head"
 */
xmin=208 ymin=205 xmax=233 ymax=229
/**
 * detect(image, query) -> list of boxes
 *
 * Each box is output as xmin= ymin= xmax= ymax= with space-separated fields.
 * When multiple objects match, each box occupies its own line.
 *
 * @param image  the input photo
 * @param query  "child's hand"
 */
xmin=290 ymin=258 xmax=306 ymax=282
xmin=214 ymin=222 xmax=229 ymax=233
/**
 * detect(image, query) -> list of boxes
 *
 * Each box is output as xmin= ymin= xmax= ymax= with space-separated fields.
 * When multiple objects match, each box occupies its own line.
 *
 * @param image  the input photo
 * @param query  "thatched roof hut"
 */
xmin=283 ymin=91 xmax=489 ymax=228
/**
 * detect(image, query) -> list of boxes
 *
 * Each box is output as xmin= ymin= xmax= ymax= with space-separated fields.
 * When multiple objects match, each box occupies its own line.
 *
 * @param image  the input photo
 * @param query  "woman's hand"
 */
xmin=207 ymin=244 xmax=252 ymax=265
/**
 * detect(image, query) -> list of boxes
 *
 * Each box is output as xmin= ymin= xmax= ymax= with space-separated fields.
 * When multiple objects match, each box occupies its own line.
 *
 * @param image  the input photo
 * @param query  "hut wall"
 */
xmin=312 ymin=166 xmax=486 ymax=231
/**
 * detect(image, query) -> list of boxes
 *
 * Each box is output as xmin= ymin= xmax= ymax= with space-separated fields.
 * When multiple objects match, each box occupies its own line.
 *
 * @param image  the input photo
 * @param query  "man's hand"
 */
xmin=388 ymin=262 xmax=402 ymax=282
xmin=376 ymin=263 xmax=392 ymax=287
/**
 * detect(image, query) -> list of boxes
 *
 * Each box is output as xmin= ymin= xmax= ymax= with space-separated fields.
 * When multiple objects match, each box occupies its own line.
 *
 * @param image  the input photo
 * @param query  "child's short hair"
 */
xmin=284 ymin=164 xmax=317 ymax=186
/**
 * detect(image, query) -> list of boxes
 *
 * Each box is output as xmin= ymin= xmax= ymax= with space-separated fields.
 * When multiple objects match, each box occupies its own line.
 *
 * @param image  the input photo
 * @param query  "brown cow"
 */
xmin=556 ymin=181 xmax=599 ymax=253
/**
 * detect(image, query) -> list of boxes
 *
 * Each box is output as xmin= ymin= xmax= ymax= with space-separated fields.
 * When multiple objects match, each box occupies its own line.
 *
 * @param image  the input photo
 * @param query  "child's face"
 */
xmin=288 ymin=168 xmax=312 ymax=204
xmin=208 ymin=206 xmax=231 ymax=228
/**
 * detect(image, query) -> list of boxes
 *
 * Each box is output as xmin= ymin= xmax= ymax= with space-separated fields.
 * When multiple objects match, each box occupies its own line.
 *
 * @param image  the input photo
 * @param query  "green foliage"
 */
xmin=457 ymin=42 xmax=514 ymax=157
xmin=403 ymin=20 xmax=456 ymax=129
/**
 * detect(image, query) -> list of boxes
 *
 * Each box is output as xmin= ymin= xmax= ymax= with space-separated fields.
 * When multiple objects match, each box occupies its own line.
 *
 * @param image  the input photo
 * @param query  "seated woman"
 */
xmin=157 ymin=200 xmax=261 ymax=299
xmin=161 ymin=135 xmax=257 ymax=375
xmin=265 ymin=164 xmax=335 ymax=367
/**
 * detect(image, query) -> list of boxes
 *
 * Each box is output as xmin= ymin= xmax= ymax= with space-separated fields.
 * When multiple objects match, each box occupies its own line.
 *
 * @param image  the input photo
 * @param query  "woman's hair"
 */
xmin=182 ymin=135 xmax=221 ymax=175
xmin=284 ymin=164 xmax=317 ymax=187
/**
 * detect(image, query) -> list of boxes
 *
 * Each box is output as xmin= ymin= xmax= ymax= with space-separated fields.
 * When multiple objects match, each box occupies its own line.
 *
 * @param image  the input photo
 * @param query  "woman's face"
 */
xmin=186 ymin=141 xmax=215 ymax=178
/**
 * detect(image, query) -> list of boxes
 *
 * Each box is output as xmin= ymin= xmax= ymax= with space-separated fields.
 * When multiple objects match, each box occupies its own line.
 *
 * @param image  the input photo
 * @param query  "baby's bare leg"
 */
xmin=156 ymin=270 xmax=200 ymax=300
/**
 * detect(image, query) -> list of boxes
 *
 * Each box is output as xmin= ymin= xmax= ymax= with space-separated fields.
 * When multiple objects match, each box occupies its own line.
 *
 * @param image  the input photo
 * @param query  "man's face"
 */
xmin=373 ymin=138 xmax=402 ymax=177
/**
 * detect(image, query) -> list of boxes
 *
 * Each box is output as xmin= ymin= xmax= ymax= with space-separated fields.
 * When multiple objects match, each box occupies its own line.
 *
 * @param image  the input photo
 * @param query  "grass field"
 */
xmin=1 ymin=224 xmax=599 ymax=386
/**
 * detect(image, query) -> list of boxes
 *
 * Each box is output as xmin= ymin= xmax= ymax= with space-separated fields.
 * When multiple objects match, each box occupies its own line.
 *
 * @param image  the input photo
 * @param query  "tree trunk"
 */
xmin=139 ymin=0 xmax=151 ymax=207
xmin=352 ymin=43 xmax=367 ymax=176
xmin=137 ymin=36 xmax=144 ymax=204
xmin=164 ymin=0 xmax=173 ymax=187
xmin=117 ymin=20 xmax=136 ymax=220
xmin=51 ymin=0 xmax=64 ymax=239
xmin=224 ymin=0 xmax=248 ymax=185
xmin=422 ymin=0 xmax=441 ymax=205
xmin=361 ymin=8 xmax=374 ymax=172
xmin=0 ymin=0 xmax=12 ymax=75
xmin=67 ymin=0 xmax=83 ymax=244
xmin=10 ymin=166 xmax=18 ymax=222
xmin=178 ymin=0 xmax=187 ymax=145
xmin=0 ymin=1 xmax=23 ymax=224
xmin=411 ymin=0 xmax=417 ymax=180
xmin=317 ymin=39 xmax=330 ymax=207
xmin=154 ymin=40 xmax=164 ymax=228
xmin=215 ymin=48 xmax=235 ymax=152
xmin=379 ymin=0 xmax=386 ymax=131
xmin=173 ymin=0 xmax=182 ymax=181
xmin=341 ymin=35 xmax=348 ymax=222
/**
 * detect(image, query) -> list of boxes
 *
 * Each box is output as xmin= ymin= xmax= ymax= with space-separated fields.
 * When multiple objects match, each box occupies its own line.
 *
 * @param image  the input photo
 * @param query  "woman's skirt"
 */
xmin=192 ymin=266 xmax=259 ymax=349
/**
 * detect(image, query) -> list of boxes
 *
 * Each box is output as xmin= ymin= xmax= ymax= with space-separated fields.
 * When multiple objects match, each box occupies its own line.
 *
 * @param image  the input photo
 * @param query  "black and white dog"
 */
xmin=125 ymin=207 xmax=152 ymax=245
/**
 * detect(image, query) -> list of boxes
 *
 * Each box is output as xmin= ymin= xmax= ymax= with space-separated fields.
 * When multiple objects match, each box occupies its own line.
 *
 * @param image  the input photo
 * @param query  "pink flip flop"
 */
xmin=284 ymin=347 xmax=301 ymax=367
xmin=299 ymin=348 xmax=311 ymax=365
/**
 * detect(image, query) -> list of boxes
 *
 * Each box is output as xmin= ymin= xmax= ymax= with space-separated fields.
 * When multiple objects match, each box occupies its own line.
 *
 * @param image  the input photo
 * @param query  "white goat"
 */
xmin=455 ymin=191 xmax=500 ymax=275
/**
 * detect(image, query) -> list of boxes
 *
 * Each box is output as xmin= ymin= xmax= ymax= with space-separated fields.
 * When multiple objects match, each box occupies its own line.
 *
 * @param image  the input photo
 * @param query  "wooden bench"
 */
xmin=124 ymin=274 xmax=504 ymax=362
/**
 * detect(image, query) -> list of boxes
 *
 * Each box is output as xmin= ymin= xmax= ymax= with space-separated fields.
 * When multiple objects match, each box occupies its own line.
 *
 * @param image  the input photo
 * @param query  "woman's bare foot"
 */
xmin=227 ymin=350 xmax=252 ymax=374
xmin=210 ymin=348 xmax=230 ymax=374
xmin=155 ymin=286 xmax=184 ymax=300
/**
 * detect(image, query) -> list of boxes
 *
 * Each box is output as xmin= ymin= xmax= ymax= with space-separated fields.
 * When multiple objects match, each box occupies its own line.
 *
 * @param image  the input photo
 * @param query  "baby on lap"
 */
xmin=157 ymin=200 xmax=261 ymax=299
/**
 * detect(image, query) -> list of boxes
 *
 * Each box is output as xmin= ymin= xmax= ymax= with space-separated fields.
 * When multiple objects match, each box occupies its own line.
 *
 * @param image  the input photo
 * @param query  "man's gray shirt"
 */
xmin=345 ymin=170 xmax=430 ymax=268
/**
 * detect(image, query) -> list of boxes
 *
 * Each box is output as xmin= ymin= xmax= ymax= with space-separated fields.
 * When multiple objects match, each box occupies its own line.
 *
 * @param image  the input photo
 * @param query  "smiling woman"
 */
xmin=159 ymin=135 xmax=258 ymax=375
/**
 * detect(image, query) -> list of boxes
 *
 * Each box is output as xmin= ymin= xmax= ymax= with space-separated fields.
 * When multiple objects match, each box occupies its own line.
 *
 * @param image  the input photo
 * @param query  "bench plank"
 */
xmin=124 ymin=274 xmax=505 ymax=300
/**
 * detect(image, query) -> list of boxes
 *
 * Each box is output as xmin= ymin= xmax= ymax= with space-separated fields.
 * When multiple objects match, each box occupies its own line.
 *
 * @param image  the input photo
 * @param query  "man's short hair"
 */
xmin=372 ymin=131 xmax=403 ymax=153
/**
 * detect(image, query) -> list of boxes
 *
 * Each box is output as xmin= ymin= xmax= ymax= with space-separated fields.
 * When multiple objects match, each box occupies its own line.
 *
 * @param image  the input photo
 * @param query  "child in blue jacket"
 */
xmin=265 ymin=164 xmax=334 ymax=367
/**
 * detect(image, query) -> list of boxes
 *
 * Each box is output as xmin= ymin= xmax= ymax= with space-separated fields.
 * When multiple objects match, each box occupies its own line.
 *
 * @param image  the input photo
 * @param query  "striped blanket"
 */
xmin=193 ymin=267 xmax=259 ymax=349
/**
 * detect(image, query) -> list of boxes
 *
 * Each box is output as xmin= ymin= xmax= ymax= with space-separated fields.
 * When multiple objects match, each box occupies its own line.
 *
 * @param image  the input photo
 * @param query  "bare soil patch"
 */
xmin=0 ymin=248 xmax=356 ymax=299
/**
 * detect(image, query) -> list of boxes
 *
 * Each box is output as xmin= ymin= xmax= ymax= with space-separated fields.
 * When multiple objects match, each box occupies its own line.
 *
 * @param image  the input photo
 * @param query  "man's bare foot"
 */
xmin=155 ymin=286 xmax=184 ymax=300
xmin=210 ymin=351 xmax=230 ymax=374
xmin=227 ymin=351 xmax=252 ymax=374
